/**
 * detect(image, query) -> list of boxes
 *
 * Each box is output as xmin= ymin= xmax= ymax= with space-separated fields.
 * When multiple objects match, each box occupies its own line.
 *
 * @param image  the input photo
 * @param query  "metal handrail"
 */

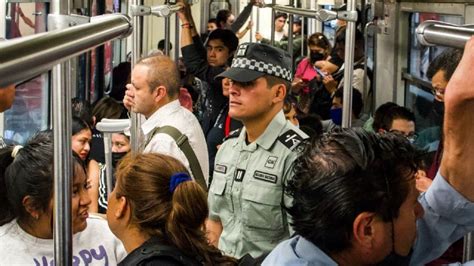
xmin=416 ymin=20 xmax=474 ymax=49
xmin=0 ymin=13 xmax=132 ymax=87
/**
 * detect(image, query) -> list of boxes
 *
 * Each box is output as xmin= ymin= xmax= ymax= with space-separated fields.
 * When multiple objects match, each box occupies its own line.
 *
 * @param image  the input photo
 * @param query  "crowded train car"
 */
xmin=1 ymin=0 xmax=474 ymax=264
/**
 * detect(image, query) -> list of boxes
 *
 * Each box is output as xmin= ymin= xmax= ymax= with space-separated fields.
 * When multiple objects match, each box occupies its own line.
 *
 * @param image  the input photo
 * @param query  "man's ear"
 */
xmin=153 ymin=86 xmax=168 ymax=103
xmin=353 ymin=212 xmax=378 ymax=249
xmin=273 ymin=84 xmax=286 ymax=103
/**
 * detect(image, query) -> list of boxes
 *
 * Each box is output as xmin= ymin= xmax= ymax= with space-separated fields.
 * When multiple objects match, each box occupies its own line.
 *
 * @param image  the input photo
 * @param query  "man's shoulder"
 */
xmin=275 ymin=125 xmax=308 ymax=152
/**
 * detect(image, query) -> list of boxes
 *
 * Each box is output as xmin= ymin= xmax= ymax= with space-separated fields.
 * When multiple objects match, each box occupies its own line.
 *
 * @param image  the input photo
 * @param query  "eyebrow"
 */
xmin=207 ymin=45 xmax=225 ymax=49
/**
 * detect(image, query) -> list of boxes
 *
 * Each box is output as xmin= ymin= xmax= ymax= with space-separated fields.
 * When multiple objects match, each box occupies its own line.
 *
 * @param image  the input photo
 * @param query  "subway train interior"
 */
xmin=1 ymin=0 xmax=474 ymax=264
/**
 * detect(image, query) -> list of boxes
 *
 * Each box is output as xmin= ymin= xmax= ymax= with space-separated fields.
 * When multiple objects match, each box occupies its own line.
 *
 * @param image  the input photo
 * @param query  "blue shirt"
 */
xmin=263 ymin=172 xmax=474 ymax=265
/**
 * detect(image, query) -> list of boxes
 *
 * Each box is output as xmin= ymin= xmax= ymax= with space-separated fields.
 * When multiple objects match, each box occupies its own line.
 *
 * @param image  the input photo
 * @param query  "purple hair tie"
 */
xmin=169 ymin=172 xmax=192 ymax=193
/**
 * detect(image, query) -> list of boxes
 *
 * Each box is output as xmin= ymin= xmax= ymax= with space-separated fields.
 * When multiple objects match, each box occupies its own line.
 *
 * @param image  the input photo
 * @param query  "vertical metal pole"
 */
xmin=103 ymin=132 xmax=113 ymax=195
xmin=464 ymin=233 xmax=474 ymax=262
xmin=130 ymin=0 xmax=143 ymax=152
xmin=287 ymin=10 xmax=294 ymax=64
xmin=341 ymin=0 xmax=357 ymax=128
xmin=270 ymin=0 xmax=276 ymax=45
xmin=164 ymin=17 xmax=171 ymax=55
xmin=51 ymin=0 xmax=72 ymax=263
xmin=174 ymin=13 xmax=180 ymax=61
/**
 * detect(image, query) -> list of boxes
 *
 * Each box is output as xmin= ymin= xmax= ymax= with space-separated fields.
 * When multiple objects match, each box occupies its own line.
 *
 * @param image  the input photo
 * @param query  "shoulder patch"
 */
xmin=224 ymin=128 xmax=242 ymax=141
xmin=278 ymin=129 xmax=305 ymax=150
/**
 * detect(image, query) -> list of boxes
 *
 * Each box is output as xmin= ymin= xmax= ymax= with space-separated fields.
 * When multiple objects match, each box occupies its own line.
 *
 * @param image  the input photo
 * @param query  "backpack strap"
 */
xmin=144 ymin=125 xmax=208 ymax=191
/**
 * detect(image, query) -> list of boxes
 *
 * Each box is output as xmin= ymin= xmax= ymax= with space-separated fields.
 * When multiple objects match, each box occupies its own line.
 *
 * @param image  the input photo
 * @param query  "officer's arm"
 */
xmin=206 ymin=219 xmax=223 ymax=247
xmin=440 ymin=36 xmax=474 ymax=201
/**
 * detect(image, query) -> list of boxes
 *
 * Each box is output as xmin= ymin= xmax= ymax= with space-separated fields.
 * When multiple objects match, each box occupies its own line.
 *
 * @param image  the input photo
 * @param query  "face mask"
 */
xmin=330 ymin=108 xmax=343 ymax=126
xmin=310 ymin=51 xmax=325 ymax=64
xmin=376 ymin=250 xmax=412 ymax=266
xmin=112 ymin=152 xmax=128 ymax=168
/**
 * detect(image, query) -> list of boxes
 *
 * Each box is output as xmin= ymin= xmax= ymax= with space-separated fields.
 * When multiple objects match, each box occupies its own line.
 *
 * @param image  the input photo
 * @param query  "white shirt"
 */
xmin=0 ymin=215 xmax=126 ymax=265
xmin=274 ymin=30 xmax=286 ymax=42
xmin=142 ymin=100 xmax=209 ymax=184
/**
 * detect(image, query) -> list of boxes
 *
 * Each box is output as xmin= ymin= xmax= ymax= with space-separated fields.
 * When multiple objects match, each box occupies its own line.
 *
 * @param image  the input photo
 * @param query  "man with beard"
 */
xmin=263 ymin=37 xmax=474 ymax=265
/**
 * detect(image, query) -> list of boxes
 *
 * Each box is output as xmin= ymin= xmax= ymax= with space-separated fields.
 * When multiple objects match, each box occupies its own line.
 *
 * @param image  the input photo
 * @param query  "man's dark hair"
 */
xmin=287 ymin=128 xmax=421 ymax=255
xmin=208 ymin=29 xmax=239 ymax=54
xmin=208 ymin=18 xmax=217 ymax=24
xmin=335 ymin=28 xmax=364 ymax=47
xmin=333 ymin=88 xmax=363 ymax=118
xmin=157 ymin=39 xmax=172 ymax=51
xmin=216 ymin=9 xmax=232 ymax=28
xmin=372 ymin=102 xmax=399 ymax=131
xmin=275 ymin=12 xmax=288 ymax=21
xmin=374 ymin=105 xmax=416 ymax=132
xmin=299 ymin=114 xmax=323 ymax=139
xmin=426 ymin=48 xmax=463 ymax=81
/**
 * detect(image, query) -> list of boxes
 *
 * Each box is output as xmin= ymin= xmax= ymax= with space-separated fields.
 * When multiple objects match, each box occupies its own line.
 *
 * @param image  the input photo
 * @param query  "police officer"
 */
xmin=207 ymin=43 xmax=308 ymax=259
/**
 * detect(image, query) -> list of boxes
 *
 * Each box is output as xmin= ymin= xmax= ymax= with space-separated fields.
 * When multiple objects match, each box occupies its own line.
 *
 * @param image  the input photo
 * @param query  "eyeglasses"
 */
xmin=389 ymin=129 xmax=418 ymax=143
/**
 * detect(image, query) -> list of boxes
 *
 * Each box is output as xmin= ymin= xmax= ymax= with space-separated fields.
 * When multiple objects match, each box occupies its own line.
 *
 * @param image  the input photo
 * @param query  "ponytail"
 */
xmin=166 ymin=181 xmax=236 ymax=265
xmin=0 ymin=146 xmax=15 ymax=225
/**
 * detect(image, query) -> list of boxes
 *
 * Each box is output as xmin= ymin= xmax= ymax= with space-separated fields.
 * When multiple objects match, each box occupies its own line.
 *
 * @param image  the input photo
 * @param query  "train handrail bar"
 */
xmin=261 ymin=4 xmax=358 ymax=23
xmin=0 ymin=13 xmax=132 ymax=87
xmin=416 ymin=20 xmax=474 ymax=49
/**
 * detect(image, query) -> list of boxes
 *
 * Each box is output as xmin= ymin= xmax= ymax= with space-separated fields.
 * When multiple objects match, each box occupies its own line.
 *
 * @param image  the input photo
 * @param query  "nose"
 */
xmin=80 ymin=187 xmax=92 ymax=206
xmin=229 ymin=82 xmax=241 ymax=96
xmin=84 ymin=142 xmax=90 ymax=153
xmin=209 ymin=48 xmax=216 ymax=57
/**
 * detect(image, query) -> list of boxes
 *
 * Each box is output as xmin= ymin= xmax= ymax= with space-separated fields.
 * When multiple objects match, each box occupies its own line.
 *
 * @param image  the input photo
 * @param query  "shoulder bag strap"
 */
xmin=154 ymin=126 xmax=208 ymax=191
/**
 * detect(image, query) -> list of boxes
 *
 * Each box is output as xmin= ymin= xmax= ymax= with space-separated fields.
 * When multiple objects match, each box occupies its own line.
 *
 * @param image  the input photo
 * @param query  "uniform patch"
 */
xmin=234 ymin=169 xmax=246 ymax=182
xmin=215 ymin=164 xmax=227 ymax=174
xmin=236 ymin=43 xmax=249 ymax=57
xmin=253 ymin=171 xmax=277 ymax=184
xmin=278 ymin=129 xmax=304 ymax=150
xmin=264 ymin=156 xmax=278 ymax=169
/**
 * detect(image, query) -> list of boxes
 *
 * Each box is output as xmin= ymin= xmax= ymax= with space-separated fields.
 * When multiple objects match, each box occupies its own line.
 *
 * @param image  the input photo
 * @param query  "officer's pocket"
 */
xmin=209 ymin=174 xmax=230 ymax=221
xmin=241 ymin=182 xmax=285 ymax=241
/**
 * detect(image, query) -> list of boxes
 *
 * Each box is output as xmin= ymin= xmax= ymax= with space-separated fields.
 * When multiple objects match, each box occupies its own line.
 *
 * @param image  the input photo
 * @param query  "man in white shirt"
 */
xmin=123 ymin=55 xmax=209 ymax=185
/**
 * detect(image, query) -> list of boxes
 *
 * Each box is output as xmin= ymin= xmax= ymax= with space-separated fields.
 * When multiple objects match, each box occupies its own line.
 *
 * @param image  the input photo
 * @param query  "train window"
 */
xmin=405 ymin=12 xmax=463 ymax=153
xmin=3 ymin=2 xmax=50 ymax=145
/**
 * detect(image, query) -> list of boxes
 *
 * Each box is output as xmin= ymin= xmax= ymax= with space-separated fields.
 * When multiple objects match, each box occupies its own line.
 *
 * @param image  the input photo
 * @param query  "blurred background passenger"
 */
xmin=107 ymin=153 xmax=236 ymax=265
xmin=283 ymin=95 xmax=299 ymax=127
xmin=0 ymin=131 xmax=125 ymax=264
xmin=291 ymin=32 xmax=332 ymax=116
xmin=89 ymin=97 xmax=127 ymax=165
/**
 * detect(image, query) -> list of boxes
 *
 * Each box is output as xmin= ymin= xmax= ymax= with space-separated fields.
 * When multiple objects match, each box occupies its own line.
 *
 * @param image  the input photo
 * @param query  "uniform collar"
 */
xmin=141 ymin=100 xmax=181 ymax=135
xmin=294 ymin=236 xmax=338 ymax=265
xmin=235 ymin=111 xmax=287 ymax=151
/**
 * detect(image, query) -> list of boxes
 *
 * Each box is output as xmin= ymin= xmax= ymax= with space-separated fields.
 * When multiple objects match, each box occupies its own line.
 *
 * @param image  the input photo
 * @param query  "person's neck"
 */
xmin=331 ymin=251 xmax=364 ymax=266
xmin=18 ymin=218 xmax=53 ymax=239
xmin=243 ymin=107 xmax=280 ymax=143
xmin=120 ymin=227 xmax=151 ymax=254
xmin=144 ymin=99 xmax=172 ymax=120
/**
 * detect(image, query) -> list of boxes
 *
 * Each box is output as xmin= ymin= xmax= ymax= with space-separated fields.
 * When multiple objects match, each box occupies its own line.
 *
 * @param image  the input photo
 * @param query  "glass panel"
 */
xmin=405 ymin=13 xmax=462 ymax=151
xmin=408 ymin=13 xmax=463 ymax=80
xmin=3 ymin=2 xmax=49 ymax=145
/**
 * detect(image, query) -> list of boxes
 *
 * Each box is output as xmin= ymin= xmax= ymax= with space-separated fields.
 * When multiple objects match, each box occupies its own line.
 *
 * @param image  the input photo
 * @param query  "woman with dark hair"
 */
xmin=107 ymin=153 xmax=237 ymax=265
xmin=0 ymin=131 xmax=125 ymax=264
xmin=291 ymin=32 xmax=332 ymax=116
xmin=72 ymin=116 xmax=101 ymax=213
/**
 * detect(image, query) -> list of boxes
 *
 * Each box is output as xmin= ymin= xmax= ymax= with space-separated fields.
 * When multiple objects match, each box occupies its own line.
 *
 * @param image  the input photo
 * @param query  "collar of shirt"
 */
xmin=141 ymin=100 xmax=181 ymax=136
xmin=293 ymin=236 xmax=338 ymax=265
xmin=234 ymin=111 xmax=287 ymax=151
